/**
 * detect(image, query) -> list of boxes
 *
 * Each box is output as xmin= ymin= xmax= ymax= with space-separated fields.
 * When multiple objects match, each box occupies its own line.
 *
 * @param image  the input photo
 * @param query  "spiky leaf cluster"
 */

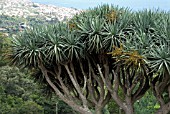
xmin=11 ymin=5 xmax=170 ymax=108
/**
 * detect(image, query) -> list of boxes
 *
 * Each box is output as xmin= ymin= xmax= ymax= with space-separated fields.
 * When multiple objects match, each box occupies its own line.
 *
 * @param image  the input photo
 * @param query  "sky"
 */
xmin=31 ymin=0 xmax=170 ymax=11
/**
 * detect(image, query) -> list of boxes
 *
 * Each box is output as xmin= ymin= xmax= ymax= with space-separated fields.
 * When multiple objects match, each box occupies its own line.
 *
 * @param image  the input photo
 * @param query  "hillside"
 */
xmin=0 ymin=0 xmax=81 ymax=34
xmin=0 ymin=0 xmax=80 ymax=21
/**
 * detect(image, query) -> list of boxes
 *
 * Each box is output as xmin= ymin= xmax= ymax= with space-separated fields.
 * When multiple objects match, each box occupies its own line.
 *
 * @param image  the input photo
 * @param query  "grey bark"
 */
xmin=124 ymin=96 xmax=134 ymax=114
xmin=95 ymin=108 xmax=103 ymax=114
xmin=155 ymin=102 xmax=170 ymax=114
xmin=38 ymin=61 xmax=92 ymax=114
xmin=98 ymin=64 xmax=135 ymax=114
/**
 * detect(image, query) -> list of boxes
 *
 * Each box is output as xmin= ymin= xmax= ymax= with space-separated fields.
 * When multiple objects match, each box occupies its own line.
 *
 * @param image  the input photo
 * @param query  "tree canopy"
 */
xmin=11 ymin=4 xmax=170 ymax=114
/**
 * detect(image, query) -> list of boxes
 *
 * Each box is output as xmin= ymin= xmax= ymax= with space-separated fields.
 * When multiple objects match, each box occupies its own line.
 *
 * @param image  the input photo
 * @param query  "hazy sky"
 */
xmin=31 ymin=0 xmax=170 ymax=11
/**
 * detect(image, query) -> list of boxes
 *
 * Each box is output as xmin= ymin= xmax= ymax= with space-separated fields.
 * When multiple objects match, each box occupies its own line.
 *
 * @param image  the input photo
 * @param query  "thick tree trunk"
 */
xmin=155 ymin=102 xmax=170 ymax=114
xmin=95 ymin=108 xmax=102 ymax=114
xmin=124 ymin=96 xmax=134 ymax=114
xmin=95 ymin=105 xmax=104 ymax=114
xmin=79 ymin=108 xmax=92 ymax=114
xmin=125 ymin=108 xmax=134 ymax=114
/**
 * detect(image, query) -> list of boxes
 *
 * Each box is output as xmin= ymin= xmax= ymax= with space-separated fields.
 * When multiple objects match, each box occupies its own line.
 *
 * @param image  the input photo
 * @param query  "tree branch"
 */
xmin=168 ymin=85 xmax=170 ymax=99
xmin=97 ymin=64 xmax=126 ymax=110
xmin=155 ymin=82 xmax=165 ymax=106
xmin=87 ymin=60 xmax=97 ymax=104
xmin=38 ymin=60 xmax=91 ymax=114
xmin=54 ymin=65 xmax=73 ymax=99
xmin=64 ymin=64 xmax=89 ymax=109
xmin=79 ymin=61 xmax=88 ymax=93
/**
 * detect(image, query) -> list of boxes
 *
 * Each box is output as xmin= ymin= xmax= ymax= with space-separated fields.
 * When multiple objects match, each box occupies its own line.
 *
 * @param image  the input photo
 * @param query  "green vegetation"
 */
xmin=0 ymin=66 xmax=43 ymax=114
xmin=1 ymin=4 xmax=170 ymax=114
xmin=134 ymin=91 xmax=158 ymax=114
xmin=0 ymin=15 xmax=59 ymax=35
xmin=0 ymin=65 xmax=76 ymax=114
xmin=0 ymin=33 xmax=76 ymax=114
xmin=0 ymin=33 xmax=11 ymax=66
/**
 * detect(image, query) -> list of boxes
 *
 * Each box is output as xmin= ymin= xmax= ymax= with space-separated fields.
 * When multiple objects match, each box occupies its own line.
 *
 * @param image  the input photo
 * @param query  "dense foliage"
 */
xmin=11 ymin=4 xmax=170 ymax=114
xmin=0 ymin=33 xmax=11 ymax=66
xmin=0 ymin=66 xmax=44 ymax=114
xmin=0 ymin=65 xmax=77 ymax=114
xmin=0 ymin=32 xmax=77 ymax=114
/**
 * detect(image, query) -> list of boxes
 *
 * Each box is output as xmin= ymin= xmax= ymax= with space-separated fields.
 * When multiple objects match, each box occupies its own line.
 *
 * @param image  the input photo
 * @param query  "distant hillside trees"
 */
xmin=0 ymin=33 xmax=11 ymax=66
xmin=0 ymin=66 xmax=44 ymax=114
xmin=0 ymin=65 xmax=77 ymax=114
xmin=0 ymin=15 xmax=59 ymax=35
